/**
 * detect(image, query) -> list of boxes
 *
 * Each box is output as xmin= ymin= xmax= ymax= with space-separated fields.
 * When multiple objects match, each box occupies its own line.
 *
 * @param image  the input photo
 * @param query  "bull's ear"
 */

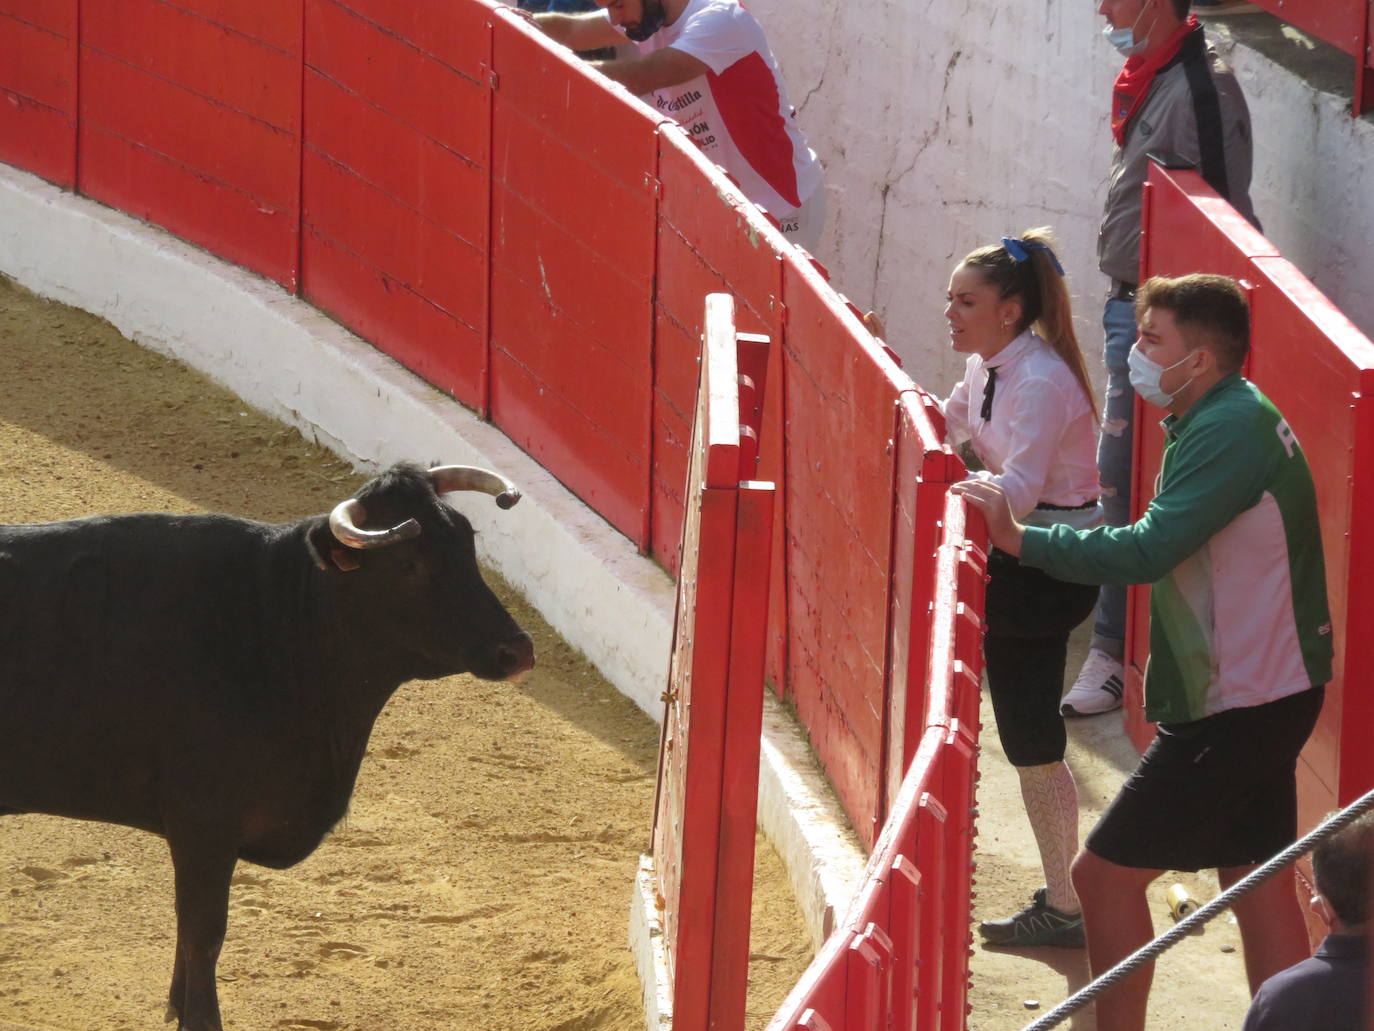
xmin=304 ymin=517 xmax=359 ymax=573
xmin=305 ymin=517 xmax=333 ymax=570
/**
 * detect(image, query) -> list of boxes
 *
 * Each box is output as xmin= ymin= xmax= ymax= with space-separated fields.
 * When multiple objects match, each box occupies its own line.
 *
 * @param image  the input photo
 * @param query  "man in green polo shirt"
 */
xmin=955 ymin=272 xmax=1332 ymax=1031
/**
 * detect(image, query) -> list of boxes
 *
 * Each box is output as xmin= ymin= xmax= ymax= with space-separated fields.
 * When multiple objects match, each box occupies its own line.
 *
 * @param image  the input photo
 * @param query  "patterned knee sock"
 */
xmin=1016 ymin=760 xmax=1081 ymax=914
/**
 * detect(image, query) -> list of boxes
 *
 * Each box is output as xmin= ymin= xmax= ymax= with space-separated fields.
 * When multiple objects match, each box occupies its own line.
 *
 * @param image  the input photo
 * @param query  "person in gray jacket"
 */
xmin=1064 ymin=0 xmax=1258 ymax=716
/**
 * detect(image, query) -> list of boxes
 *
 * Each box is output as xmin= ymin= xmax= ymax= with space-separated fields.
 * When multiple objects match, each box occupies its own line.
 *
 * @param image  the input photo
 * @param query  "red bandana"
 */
xmin=1110 ymin=16 xmax=1199 ymax=146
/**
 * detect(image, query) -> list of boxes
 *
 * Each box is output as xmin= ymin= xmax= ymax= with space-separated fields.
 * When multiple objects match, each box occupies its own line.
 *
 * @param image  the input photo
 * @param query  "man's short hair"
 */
xmin=1136 ymin=273 xmax=1250 ymax=373
xmin=1313 ymin=809 xmax=1373 ymax=928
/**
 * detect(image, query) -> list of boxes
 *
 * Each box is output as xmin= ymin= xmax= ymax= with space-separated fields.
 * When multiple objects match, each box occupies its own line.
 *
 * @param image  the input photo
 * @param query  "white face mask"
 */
xmin=1128 ymin=345 xmax=1196 ymax=407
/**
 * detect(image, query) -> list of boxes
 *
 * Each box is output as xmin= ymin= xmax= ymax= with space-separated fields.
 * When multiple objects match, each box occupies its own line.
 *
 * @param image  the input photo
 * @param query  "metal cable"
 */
xmin=1019 ymin=786 xmax=1374 ymax=1031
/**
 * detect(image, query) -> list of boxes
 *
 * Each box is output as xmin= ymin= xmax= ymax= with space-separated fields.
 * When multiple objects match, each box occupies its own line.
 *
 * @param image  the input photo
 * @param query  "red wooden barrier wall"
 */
xmin=652 ymin=294 xmax=774 ymax=1031
xmin=79 ymin=0 xmax=302 ymax=288
xmin=489 ymin=17 xmax=662 ymax=546
xmin=301 ymin=0 xmax=491 ymax=408
xmin=779 ymin=256 xmax=909 ymax=846
xmin=1134 ymin=164 xmax=1374 ymax=824
xmin=0 ymin=0 xmax=76 ymax=187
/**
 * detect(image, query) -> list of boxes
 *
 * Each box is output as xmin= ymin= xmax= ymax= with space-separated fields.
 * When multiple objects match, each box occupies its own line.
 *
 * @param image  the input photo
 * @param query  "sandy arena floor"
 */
xmin=0 ymin=277 xmax=812 ymax=1031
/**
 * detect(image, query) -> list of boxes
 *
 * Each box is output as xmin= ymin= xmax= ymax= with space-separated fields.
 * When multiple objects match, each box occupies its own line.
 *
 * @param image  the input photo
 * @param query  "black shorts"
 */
xmin=983 ymin=548 xmax=1098 ymax=767
xmin=1086 ymin=686 xmax=1325 ymax=872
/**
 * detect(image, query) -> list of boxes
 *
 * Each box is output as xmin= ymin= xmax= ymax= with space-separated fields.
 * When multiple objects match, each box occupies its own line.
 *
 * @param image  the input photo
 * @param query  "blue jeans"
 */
xmin=1092 ymin=296 xmax=1138 ymax=653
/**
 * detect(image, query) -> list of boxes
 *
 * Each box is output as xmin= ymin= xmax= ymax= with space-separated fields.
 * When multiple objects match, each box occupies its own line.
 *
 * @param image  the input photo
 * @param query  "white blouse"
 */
xmin=943 ymin=329 xmax=1102 ymax=530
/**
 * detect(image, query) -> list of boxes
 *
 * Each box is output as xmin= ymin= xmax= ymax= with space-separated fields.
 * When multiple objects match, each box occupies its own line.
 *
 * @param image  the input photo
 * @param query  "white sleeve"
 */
xmin=985 ymin=375 xmax=1072 ymax=520
xmin=664 ymin=3 xmax=758 ymax=75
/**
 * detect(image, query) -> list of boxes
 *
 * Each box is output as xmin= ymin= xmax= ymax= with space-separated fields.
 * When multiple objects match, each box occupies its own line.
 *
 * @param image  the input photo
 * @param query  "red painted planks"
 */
xmin=2 ymin=0 xmax=75 ymax=33
xmin=0 ymin=4 xmax=76 ymax=185
xmin=82 ymin=50 xmax=297 ymax=211
xmin=303 ymin=71 xmax=487 ymax=250
xmin=652 ymin=124 xmax=783 ymax=576
xmin=81 ymin=0 xmax=301 ymax=131
xmin=79 ymin=123 xmax=297 ymax=287
xmin=76 ymin=0 xmax=301 ymax=286
xmin=491 ymin=14 xmax=662 ymax=194
xmin=488 ymin=329 xmax=648 ymax=540
xmin=0 ymin=93 xmax=74 ymax=185
xmin=325 ymin=0 xmax=496 ymax=78
xmin=0 ymin=13 xmax=73 ymax=108
xmin=302 ymin=227 xmax=486 ymax=406
xmin=493 ymin=110 xmax=656 ymax=283
xmin=158 ymin=0 xmax=303 ymax=53
xmin=781 ymin=255 xmax=906 ymax=847
xmin=302 ymin=148 xmax=485 ymax=329
xmin=305 ymin=0 xmax=489 ymax=163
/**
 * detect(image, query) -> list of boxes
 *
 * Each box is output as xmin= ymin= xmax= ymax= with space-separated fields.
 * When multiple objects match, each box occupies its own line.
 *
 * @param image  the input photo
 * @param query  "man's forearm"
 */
xmin=532 ymin=11 xmax=581 ymax=45
xmin=532 ymin=11 xmax=622 ymax=51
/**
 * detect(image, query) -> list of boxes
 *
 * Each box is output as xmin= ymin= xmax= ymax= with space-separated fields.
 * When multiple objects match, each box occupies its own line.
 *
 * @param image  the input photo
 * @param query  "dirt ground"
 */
xmin=0 ymin=276 xmax=812 ymax=1031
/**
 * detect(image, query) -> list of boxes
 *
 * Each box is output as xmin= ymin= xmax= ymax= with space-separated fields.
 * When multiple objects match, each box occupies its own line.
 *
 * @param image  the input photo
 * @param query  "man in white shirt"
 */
xmin=523 ymin=0 xmax=827 ymax=252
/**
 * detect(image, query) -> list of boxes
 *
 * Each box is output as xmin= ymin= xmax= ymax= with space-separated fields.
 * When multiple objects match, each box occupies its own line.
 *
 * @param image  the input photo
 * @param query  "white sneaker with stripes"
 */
xmin=1061 ymin=649 xmax=1124 ymax=717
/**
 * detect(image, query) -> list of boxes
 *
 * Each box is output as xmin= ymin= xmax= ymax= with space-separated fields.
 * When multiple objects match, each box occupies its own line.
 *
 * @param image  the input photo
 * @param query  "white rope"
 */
xmin=1019 ymin=786 xmax=1374 ymax=1031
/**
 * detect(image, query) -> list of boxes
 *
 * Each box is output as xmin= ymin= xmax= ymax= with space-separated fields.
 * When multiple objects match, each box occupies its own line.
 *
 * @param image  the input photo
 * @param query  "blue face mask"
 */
xmin=1103 ymin=2 xmax=1155 ymax=57
xmin=1103 ymin=23 xmax=1146 ymax=56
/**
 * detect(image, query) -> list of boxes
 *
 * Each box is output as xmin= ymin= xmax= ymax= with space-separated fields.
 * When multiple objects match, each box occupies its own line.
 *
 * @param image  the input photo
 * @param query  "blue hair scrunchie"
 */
xmin=1000 ymin=237 xmax=1066 ymax=276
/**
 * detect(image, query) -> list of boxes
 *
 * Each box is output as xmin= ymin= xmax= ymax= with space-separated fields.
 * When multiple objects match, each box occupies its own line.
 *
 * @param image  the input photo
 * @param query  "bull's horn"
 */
xmin=329 ymin=499 xmax=422 ymax=550
xmin=429 ymin=465 xmax=521 ymax=510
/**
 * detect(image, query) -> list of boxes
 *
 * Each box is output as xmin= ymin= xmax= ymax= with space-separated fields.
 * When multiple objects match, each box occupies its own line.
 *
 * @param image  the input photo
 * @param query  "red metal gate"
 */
xmin=651 ymin=294 xmax=775 ymax=1031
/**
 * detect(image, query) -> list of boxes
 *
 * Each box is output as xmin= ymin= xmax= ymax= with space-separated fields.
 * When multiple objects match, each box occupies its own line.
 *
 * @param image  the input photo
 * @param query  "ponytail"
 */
xmin=960 ymin=227 xmax=1098 ymax=420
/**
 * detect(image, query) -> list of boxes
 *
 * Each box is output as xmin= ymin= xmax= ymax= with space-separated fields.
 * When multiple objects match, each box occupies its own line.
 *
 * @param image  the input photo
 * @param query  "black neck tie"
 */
xmin=980 ymin=366 xmax=998 ymax=421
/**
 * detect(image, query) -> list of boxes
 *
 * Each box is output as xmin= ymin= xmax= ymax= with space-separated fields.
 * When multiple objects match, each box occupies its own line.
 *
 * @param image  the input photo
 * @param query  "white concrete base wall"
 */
xmin=748 ymin=0 xmax=1374 ymax=398
xmin=0 ymin=162 xmax=866 ymax=1031
xmin=630 ymin=858 xmax=675 ymax=1031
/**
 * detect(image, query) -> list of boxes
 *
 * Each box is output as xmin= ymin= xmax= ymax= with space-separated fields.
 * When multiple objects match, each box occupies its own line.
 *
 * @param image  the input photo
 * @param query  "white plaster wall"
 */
xmin=749 ymin=1 xmax=1374 ymax=398
xmin=1227 ymin=34 xmax=1374 ymax=326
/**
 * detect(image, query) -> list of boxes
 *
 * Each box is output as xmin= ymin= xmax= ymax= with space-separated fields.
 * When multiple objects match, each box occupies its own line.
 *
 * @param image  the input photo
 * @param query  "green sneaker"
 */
xmin=978 ymin=887 xmax=1085 ymax=948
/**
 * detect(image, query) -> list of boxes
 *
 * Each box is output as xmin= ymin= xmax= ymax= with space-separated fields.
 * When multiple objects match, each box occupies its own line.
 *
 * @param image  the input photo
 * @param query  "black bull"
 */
xmin=0 ymin=462 xmax=535 ymax=1031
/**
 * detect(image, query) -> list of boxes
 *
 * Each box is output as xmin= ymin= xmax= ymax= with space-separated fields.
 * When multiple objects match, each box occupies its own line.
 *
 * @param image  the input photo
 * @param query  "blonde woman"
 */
xmin=941 ymin=229 xmax=1101 ymax=948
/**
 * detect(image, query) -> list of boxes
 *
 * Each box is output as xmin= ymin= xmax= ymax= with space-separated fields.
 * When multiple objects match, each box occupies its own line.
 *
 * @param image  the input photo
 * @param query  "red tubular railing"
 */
xmin=767 ymin=494 xmax=985 ymax=1031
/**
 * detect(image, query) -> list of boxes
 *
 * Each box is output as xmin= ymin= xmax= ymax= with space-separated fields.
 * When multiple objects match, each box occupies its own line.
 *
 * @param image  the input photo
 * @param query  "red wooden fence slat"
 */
xmin=80 ymin=0 xmax=301 ymax=131
xmin=82 ymin=51 xmax=297 ymax=212
xmin=322 ymin=0 xmax=496 ymax=78
xmin=0 ymin=3 xmax=76 ymax=186
xmin=304 ymin=0 xmax=491 ymax=173
xmin=487 ymin=16 xmax=658 ymax=548
xmin=884 ymin=392 xmax=962 ymax=812
xmin=780 ymin=254 xmax=907 ymax=850
xmin=707 ymin=481 xmax=775 ymax=1031
xmin=77 ymin=0 xmax=301 ymax=287
xmin=652 ymin=126 xmax=783 ymax=576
